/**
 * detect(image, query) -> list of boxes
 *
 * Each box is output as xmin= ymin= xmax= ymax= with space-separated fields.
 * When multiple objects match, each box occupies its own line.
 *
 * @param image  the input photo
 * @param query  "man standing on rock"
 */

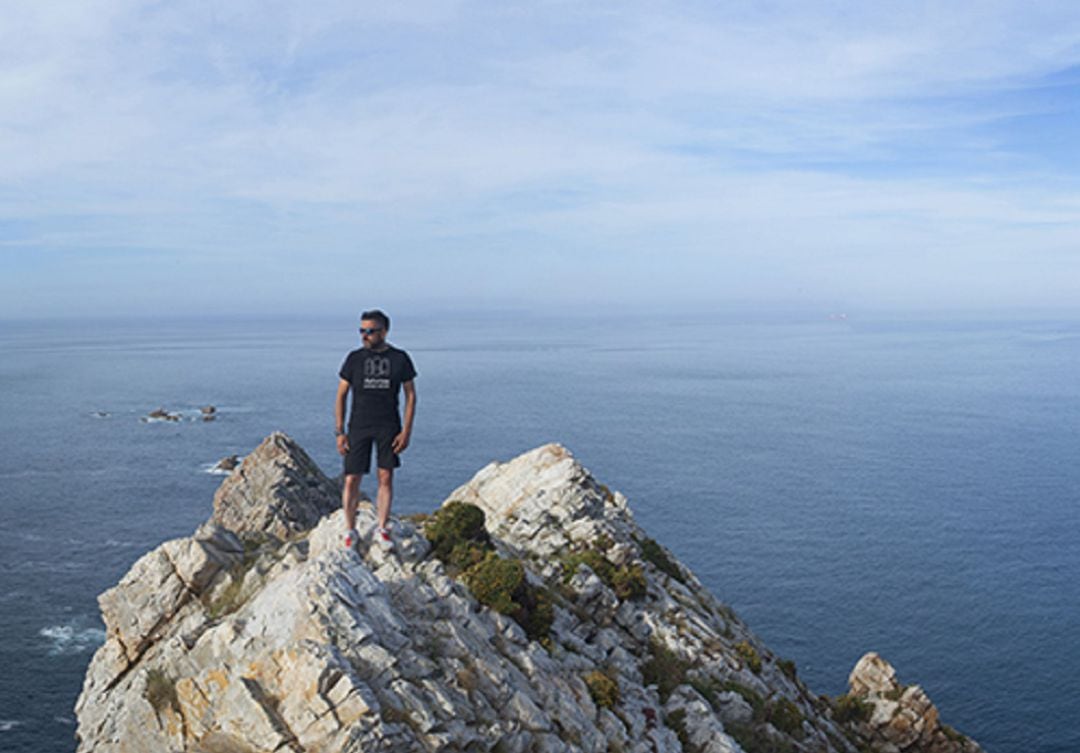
xmin=335 ymin=309 xmax=417 ymax=551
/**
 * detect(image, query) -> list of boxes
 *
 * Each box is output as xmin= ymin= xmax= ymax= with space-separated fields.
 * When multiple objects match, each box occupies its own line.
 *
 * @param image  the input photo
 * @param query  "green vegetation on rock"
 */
xmin=641 ymin=641 xmax=690 ymax=702
xmin=583 ymin=670 xmax=620 ymax=710
xmin=831 ymin=693 xmax=873 ymax=724
xmin=425 ymin=501 xmax=494 ymax=572
xmin=202 ymin=545 xmax=264 ymax=620
xmin=144 ymin=668 xmax=179 ymax=714
xmin=664 ymin=708 xmax=701 ymax=752
xmin=777 ymin=659 xmax=797 ymax=681
xmin=562 ymin=547 xmax=647 ymax=601
xmin=736 ymin=640 xmax=763 ymax=673
xmin=766 ymin=697 xmax=804 ymax=738
xmin=463 ymin=553 xmax=554 ymax=641
xmin=423 ymin=502 xmax=553 ymax=642
xmin=726 ymin=723 xmax=794 ymax=753
xmin=634 ymin=535 xmax=685 ymax=584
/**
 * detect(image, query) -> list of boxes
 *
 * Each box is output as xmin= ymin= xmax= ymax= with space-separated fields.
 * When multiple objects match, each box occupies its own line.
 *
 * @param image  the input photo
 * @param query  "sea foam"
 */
xmin=40 ymin=622 xmax=106 ymax=656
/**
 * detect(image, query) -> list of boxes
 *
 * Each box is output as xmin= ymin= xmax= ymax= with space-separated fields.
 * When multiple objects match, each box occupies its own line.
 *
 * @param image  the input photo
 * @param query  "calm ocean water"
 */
xmin=1 ymin=312 xmax=1077 ymax=753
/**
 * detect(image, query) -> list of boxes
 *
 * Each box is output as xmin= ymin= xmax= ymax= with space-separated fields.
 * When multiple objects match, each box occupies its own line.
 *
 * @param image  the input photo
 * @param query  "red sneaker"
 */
xmin=344 ymin=529 xmax=360 ymax=549
xmin=376 ymin=527 xmax=393 ymax=551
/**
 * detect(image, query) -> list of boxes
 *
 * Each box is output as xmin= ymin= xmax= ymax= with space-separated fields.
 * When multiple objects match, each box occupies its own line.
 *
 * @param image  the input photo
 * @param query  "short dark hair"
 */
xmin=360 ymin=309 xmax=390 ymax=331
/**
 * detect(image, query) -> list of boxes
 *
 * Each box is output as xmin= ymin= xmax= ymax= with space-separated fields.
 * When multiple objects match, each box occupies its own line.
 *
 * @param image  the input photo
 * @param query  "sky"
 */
xmin=3 ymin=1 xmax=1080 ymax=319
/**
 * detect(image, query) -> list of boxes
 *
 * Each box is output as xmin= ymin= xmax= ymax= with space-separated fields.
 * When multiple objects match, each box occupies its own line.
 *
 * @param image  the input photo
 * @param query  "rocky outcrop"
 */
xmin=209 ymin=454 xmax=241 ymax=473
xmin=207 ymin=431 xmax=339 ymax=541
xmin=846 ymin=653 xmax=982 ymax=753
xmin=76 ymin=434 xmax=983 ymax=753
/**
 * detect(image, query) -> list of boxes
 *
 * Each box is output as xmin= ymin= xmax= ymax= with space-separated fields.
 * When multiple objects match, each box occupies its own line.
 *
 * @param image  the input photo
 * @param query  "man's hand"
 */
xmin=392 ymin=430 xmax=410 ymax=454
xmin=336 ymin=433 xmax=350 ymax=456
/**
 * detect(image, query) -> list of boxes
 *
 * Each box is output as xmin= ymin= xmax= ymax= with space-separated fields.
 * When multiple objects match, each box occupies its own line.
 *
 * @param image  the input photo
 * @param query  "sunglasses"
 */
xmin=359 ymin=327 xmax=384 ymax=335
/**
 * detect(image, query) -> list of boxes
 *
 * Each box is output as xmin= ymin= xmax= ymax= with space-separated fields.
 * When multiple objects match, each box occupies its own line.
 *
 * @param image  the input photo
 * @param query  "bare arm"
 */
xmin=335 ymin=378 xmax=350 ymax=455
xmin=393 ymin=380 xmax=417 ymax=453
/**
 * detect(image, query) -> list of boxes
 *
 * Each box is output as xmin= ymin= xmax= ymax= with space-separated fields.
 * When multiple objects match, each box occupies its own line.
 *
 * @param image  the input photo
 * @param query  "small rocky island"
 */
xmin=75 ymin=432 xmax=982 ymax=753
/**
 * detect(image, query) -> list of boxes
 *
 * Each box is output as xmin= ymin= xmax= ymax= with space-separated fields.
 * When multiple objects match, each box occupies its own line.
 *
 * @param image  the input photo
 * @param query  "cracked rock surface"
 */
xmin=75 ymin=434 xmax=983 ymax=753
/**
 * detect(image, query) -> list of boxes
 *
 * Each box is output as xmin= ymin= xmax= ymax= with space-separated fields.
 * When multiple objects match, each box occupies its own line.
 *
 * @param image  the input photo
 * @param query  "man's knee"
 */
xmin=343 ymin=474 xmax=362 ymax=493
xmin=376 ymin=468 xmax=393 ymax=486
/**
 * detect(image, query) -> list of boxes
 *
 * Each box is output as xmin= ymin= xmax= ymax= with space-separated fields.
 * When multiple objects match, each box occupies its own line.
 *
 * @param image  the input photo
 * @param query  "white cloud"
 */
xmin=3 ymin=1 xmax=1080 ymax=315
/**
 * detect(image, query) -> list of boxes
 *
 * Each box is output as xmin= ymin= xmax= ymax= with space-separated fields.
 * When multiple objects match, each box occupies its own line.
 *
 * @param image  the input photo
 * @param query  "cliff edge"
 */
xmin=75 ymin=432 xmax=983 ymax=753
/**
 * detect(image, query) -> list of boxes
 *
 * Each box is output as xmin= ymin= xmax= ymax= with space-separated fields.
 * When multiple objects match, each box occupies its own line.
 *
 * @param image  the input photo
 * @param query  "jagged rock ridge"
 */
xmin=75 ymin=432 xmax=983 ymax=753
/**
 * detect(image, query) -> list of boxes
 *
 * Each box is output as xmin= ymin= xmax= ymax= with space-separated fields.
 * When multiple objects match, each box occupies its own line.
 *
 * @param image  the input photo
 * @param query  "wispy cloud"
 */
xmin=3 ymin=1 xmax=1080 ymax=316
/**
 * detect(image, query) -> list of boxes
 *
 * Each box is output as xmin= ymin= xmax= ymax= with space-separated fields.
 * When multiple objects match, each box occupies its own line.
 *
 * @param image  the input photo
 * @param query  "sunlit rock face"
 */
xmin=75 ymin=433 xmax=983 ymax=753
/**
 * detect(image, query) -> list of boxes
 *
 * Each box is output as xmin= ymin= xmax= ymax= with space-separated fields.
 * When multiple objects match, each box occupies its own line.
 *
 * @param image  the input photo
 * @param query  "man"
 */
xmin=335 ymin=309 xmax=417 ymax=551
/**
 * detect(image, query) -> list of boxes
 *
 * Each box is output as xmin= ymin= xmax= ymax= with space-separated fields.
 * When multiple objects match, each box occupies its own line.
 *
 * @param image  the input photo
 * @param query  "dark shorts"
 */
xmin=344 ymin=426 xmax=401 ymax=475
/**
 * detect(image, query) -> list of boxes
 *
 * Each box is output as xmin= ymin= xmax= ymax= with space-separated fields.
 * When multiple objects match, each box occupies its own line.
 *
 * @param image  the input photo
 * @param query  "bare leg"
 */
xmin=342 ymin=474 xmax=362 ymax=531
xmin=376 ymin=467 xmax=394 ymax=529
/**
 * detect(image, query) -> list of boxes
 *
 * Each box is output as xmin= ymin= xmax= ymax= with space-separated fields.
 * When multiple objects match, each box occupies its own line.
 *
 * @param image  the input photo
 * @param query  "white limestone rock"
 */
xmin=76 ymin=434 xmax=985 ymax=753
xmin=848 ymin=652 xmax=983 ymax=753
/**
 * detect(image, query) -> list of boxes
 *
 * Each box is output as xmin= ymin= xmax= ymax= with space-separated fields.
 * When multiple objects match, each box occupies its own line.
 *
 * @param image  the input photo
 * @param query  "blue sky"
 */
xmin=3 ymin=1 xmax=1080 ymax=318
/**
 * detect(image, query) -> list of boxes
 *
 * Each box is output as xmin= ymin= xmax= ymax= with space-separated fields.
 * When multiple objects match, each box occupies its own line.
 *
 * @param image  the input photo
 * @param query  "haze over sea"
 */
xmin=1 ymin=312 xmax=1078 ymax=753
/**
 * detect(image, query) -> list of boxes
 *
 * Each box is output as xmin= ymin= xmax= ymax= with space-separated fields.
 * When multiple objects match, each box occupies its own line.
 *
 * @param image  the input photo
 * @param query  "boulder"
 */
xmin=847 ymin=652 xmax=983 ymax=753
xmin=208 ymin=431 xmax=339 ymax=541
xmin=210 ymin=454 xmax=241 ymax=473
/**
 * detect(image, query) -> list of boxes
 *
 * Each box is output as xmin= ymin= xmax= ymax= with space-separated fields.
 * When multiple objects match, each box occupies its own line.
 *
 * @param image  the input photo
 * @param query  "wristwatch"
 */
xmin=335 ymin=429 xmax=345 ymax=437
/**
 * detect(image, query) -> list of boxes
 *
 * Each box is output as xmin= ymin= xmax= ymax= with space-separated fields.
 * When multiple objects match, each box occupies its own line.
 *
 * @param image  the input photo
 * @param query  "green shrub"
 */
xmin=446 ymin=541 xmax=490 ymax=572
xmin=593 ymin=532 xmax=615 ymax=551
xmin=722 ymin=681 xmax=765 ymax=720
xmin=664 ymin=708 xmax=695 ymax=751
xmin=690 ymin=675 xmax=768 ymax=722
xmin=831 ymin=694 xmax=873 ymax=724
xmin=736 ymin=641 xmax=763 ymax=673
xmin=726 ymin=723 xmax=794 ymax=753
xmin=641 ymin=641 xmax=689 ymax=702
xmin=884 ymin=683 xmax=908 ymax=701
xmin=464 ymin=553 xmax=552 ymax=641
xmin=465 ymin=554 xmax=526 ymax=615
xmin=635 ymin=536 xmax=685 ymax=584
xmin=562 ymin=549 xmax=614 ymax=584
xmin=777 ymin=659 xmax=797 ymax=681
xmin=425 ymin=501 xmax=492 ymax=568
xmin=562 ymin=548 xmax=647 ymax=601
xmin=610 ymin=563 xmax=647 ymax=600
xmin=525 ymin=588 xmax=555 ymax=642
xmin=766 ymin=697 xmax=804 ymax=737
xmin=144 ymin=668 xmax=179 ymax=714
xmin=584 ymin=670 xmax=620 ymax=709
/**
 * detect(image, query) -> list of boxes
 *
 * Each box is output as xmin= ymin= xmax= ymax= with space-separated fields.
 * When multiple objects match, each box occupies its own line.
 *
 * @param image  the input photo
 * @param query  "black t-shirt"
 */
xmin=339 ymin=345 xmax=417 ymax=431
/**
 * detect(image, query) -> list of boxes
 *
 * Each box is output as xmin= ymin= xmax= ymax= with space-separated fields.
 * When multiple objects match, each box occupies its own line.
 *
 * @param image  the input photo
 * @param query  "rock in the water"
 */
xmin=207 ymin=431 xmax=339 ymax=541
xmin=847 ymin=652 xmax=983 ymax=753
xmin=201 ymin=405 xmax=216 ymax=415
xmin=76 ymin=434 xmax=986 ymax=753
xmin=144 ymin=407 xmax=181 ymax=422
xmin=210 ymin=454 xmax=241 ymax=473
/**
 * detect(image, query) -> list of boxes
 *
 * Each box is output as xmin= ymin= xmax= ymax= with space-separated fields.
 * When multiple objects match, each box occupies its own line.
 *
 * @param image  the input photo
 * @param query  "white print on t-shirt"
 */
xmin=363 ymin=355 xmax=391 ymax=389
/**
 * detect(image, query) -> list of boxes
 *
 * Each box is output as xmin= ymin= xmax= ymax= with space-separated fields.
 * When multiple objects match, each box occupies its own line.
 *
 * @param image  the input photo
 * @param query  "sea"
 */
xmin=1 ymin=311 xmax=1077 ymax=753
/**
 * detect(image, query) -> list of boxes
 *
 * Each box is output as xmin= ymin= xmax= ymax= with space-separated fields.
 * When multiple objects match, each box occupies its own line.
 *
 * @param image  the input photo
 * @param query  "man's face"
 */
xmin=359 ymin=319 xmax=387 ymax=348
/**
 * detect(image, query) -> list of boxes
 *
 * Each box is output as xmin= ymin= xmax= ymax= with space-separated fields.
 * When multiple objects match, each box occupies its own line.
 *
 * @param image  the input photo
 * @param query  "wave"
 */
xmin=0 ymin=720 xmax=23 ymax=732
xmin=39 ymin=622 xmax=106 ymax=656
